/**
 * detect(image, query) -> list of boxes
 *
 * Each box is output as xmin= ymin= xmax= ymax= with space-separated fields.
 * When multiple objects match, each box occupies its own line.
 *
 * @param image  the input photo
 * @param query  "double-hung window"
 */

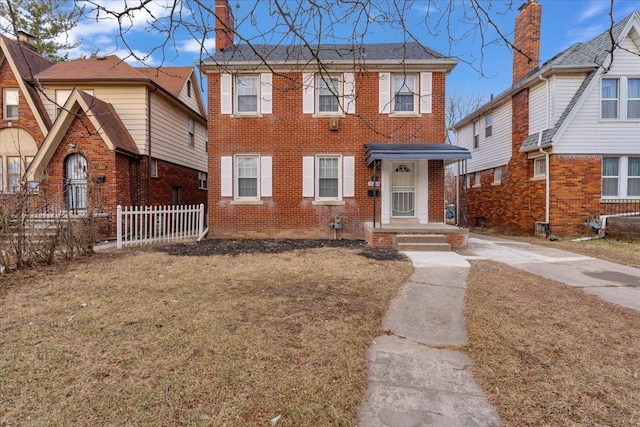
xmin=198 ymin=171 xmax=207 ymax=190
xmin=534 ymin=157 xmax=546 ymax=177
xmin=603 ymin=156 xmax=640 ymax=197
xmin=485 ymin=113 xmax=493 ymax=137
xmin=493 ymin=167 xmax=502 ymax=184
xmin=302 ymin=155 xmax=354 ymax=202
xmin=317 ymin=156 xmax=340 ymax=199
xmin=393 ymin=74 xmax=416 ymax=113
xmin=473 ymin=121 xmax=479 ymax=149
xmin=220 ymin=154 xmax=272 ymax=201
xmin=236 ymin=155 xmax=259 ymax=199
xmin=188 ymin=118 xmax=195 ymax=146
xmin=601 ymin=78 xmax=619 ymax=119
xmin=3 ymin=88 xmax=18 ymax=119
xmin=628 ymin=78 xmax=640 ymax=119
xmin=317 ymin=75 xmax=341 ymax=113
xmin=7 ymin=157 xmax=21 ymax=192
xmin=236 ymin=75 xmax=259 ymax=113
xmin=220 ymin=73 xmax=272 ymax=115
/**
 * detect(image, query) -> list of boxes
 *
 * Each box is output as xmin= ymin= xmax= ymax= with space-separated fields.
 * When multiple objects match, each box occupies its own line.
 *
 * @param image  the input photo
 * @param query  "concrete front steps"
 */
xmin=395 ymin=234 xmax=451 ymax=252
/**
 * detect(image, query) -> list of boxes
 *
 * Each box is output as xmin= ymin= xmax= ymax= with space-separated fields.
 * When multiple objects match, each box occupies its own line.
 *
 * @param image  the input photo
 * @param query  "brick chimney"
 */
xmin=512 ymin=0 xmax=541 ymax=84
xmin=16 ymin=30 xmax=38 ymax=52
xmin=215 ymin=0 xmax=235 ymax=53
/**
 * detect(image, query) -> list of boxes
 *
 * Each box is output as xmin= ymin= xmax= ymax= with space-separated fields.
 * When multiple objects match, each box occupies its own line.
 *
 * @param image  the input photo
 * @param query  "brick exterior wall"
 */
xmin=208 ymin=71 xmax=448 ymax=239
xmin=512 ymin=0 xmax=541 ymax=84
xmin=151 ymin=159 xmax=207 ymax=208
xmin=0 ymin=60 xmax=46 ymax=144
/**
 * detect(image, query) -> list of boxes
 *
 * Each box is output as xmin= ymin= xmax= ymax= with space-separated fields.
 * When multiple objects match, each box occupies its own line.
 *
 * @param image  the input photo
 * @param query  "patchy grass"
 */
xmin=0 ymin=245 xmax=412 ymax=426
xmin=464 ymin=260 xmax=640 ymax=426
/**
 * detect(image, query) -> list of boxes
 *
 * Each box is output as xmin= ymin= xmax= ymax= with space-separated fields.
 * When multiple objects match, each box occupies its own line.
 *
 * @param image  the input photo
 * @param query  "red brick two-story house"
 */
xmin=454 ymin=0 xmax=640 ymax=236
xmin=200 ymin=0 xmax=470 ymax=248
xmin=1 ymin=33 xmax=207 ymax=236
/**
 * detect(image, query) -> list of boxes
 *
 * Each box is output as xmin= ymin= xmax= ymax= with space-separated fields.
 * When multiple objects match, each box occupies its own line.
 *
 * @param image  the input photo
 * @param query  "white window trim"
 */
xmin=188 ymin=118 xmax=195 ymax=146
xmin=234 ymin=154 xmax=261 ymax=201
xmin=220 ymin=155 xmax=272 ymax=202
xmin=602 ymin=156 xmax=640 ymax=199
xmin=3 ymin=88 xmax=19 ymax=120
xmin=533 ymin=157 xmax=546 ymax=178
xmin=492 ymin=166 xmax=502 ymax=185
xmin=391 ymin=73 xmax=418 ymax=115
xmin=220 ymin=73 xmax=273 ymax=116
xmin=302 ymin=155 xmax=354 ymax=203
xmin=485 ymin=113 xmax=493 ymax=137
xmin=378 ymin=72 xmax=431 ymax=115
xmin=315 ymin=155 xmax=343 ymax=201
xmin=600 ymin=76 xmax=640 ymax=121
xmin=473 ymin=121 xmax=480 ymax=149
xmin=150 ymin=158 xmax=158 ymax=178
xmin=627 ymin=77 xmax=640 ymax=120
xmin=315 ymin=74 xmax=342 ymax=115
xmin=473 ymin=171 xmax=481 ymax=188
xmin=198 ymin=171 xmax=207 ymax=190
xmin=303 ymin=72 xmax=355 ymax=116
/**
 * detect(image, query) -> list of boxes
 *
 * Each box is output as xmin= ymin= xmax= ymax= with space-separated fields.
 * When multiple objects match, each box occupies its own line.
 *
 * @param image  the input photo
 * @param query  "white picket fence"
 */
xmin=116 ymin=204 xmax=205 ymax=249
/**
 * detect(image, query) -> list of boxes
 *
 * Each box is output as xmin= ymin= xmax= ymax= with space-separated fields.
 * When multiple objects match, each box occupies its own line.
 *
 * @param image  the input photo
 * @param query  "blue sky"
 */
xmin=4 ymin=1 xmax=638 ymax=102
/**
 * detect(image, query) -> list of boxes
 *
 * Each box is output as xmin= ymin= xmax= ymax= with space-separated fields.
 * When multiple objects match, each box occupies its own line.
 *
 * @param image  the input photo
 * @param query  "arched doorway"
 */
xmin=64 ymin=153 xmax=88 ymax=211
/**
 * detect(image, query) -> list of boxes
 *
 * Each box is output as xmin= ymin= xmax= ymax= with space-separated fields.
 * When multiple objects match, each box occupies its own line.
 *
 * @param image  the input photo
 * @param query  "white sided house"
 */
xmin=454 ymin=3 xmax=640 ymax=236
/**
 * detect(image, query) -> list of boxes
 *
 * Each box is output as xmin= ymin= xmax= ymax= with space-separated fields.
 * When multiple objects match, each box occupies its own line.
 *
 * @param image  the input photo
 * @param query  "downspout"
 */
xmin=147 ymin=86 xmax=158 ymax=205
xmin=537 ymin=131 xmax=550 ymax=225
xmin=538 ymin=74 xmax=551 ymax=225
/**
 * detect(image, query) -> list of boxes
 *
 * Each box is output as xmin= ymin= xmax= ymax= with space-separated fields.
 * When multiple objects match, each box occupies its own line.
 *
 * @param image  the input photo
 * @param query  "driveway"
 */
xmin=466 ymin=234 xmax=640 ymax=312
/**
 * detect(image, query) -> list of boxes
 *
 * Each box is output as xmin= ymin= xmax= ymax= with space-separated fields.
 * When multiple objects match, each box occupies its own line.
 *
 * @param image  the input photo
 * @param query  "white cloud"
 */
xmin=577 ymin=1 xmax=609 ymax=22
xmin=177 ymin=37 xmax=216 ymax=54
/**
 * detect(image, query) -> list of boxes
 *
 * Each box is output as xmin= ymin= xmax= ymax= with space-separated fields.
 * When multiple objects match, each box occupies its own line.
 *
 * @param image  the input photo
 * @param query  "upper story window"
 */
xmin=3 ymin=88 xmax=19 ymax=120
xmin=236 ymin=75 xmax=259 ymax=113
xmin=603 ymin=156 xmax=640 ymax=198
xmin=187 ymin=80 xmax=192 ymax=98
xmin=601 ymin=77 xmax=640 ymax=120
xmin=220 ymin=73 xmax=272 ymax=116
xmin=628 ymin=78 xmax=640 ymax=119
xmin=303 ymin=72 xmax=355 ymax=115
xmin=393 ymin=74 xmax=416 ymax=113
xmin=602 ymin=78 xmax=619 ymax=119
xmin=188 ymin=118 xmax=195 ymax=145
xmin=534 ymin=157 xmax=546 ymax=178
xmin=317 ymin=75 xmax=341 ymax=113
xmin=473 ymin=121 xmax=479 ymax=149
xmin=378 ymin=72 xmax=431 ymax=115
xmin=485 ymin=113 xmax=493 ymax=137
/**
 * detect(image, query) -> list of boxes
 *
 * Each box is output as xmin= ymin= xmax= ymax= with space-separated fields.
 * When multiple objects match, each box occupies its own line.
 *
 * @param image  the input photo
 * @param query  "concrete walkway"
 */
xmin=466 ymin=234 xmax=640 ymax=312
xmin=358 ymin=252 xmax=501 ymax=427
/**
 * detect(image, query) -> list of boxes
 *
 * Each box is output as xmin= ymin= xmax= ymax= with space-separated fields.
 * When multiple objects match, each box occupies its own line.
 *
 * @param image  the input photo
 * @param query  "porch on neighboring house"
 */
xmin=363 ymin=143 xmax=471 ymax=251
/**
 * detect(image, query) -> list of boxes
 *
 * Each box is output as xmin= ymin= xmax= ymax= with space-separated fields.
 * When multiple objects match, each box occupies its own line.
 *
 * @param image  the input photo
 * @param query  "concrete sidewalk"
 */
xmin=466 ymin=234 xmax=640 ymax=312
xmin=358 ymin=252 xmax=501 ymax=427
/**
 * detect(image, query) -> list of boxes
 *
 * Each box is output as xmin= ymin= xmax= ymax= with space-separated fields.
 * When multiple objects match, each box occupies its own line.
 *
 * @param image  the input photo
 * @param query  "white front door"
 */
xmin=391 ymin=162 xmax=415 ymax=217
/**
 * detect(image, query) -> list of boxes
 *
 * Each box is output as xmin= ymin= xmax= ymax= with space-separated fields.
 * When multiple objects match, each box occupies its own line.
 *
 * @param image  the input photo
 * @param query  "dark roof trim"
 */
xmin=364 ymin=143 xmax=471 ymax=166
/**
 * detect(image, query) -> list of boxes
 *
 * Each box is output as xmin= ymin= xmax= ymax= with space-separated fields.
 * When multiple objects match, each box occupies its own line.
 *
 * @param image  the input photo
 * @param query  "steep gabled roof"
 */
xmin=201 ymin=42 xmax=457 ymax=71
xmin=0 ymin=35 xmax=53 ymax=131
xmin=453 ymin=10 xmax=639 ymax=131
xmin=77 ymin=91 xmax=139 ymax=156
xmin=135 ymin=66 xmax=193 ymax=98
xmin=34 ymin=55 xmax=148 ymax=82
xmin=27 ymin=89 xmax=139 ymax=181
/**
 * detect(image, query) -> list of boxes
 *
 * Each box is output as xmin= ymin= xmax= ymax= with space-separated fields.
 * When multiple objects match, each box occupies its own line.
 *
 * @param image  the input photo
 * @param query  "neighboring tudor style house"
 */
xmin=1 ymin=33 xmax=207 ymax=236
xmin=200 ymin=0 xmax=471 ymax=248
xmin=454 ymin=0 xmax=640 ymax=236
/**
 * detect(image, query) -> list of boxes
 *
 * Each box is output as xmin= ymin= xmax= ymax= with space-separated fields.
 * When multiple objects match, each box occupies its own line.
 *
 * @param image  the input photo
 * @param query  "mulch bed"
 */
xmin=154 ymin=238 xmax=408 ymax=261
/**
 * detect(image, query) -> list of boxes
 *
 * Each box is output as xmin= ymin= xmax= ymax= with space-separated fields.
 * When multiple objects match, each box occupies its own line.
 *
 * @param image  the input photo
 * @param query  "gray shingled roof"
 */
xmin=453 ymin=11 xmax=638 ymax=131
xmin=205 ymin=42 xmax=448 ymax=64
